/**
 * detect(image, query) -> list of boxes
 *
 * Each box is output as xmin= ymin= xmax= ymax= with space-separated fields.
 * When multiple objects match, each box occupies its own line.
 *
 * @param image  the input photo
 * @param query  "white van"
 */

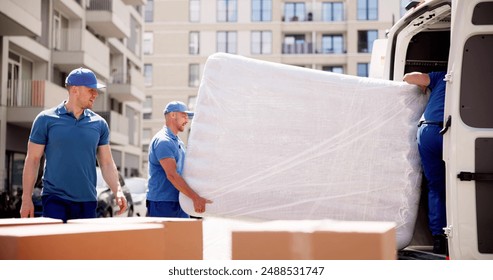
xmin=371 ymin=0 xmax=493 ymax=260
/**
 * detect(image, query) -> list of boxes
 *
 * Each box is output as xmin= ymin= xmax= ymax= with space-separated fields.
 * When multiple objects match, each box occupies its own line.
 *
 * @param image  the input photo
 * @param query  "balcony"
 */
xmin=6 ymin=80 xmax=66 ymax=127
xmin=107 ymin=67 xmax=145 ymax=103
xmin=0 ymin=0 xmax=41 ymax=36
xmin=52 ymin=29 xmax=110 ymax=78
xmin=86 ymin=0 xmax=131 ymax=39
xmin=97 ymin=111 xmax=129 ymax=146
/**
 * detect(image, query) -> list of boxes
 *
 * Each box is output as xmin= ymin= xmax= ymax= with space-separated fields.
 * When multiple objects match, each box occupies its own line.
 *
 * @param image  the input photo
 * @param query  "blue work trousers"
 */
xmin=417 ymin=124 xmax=447 ymax=236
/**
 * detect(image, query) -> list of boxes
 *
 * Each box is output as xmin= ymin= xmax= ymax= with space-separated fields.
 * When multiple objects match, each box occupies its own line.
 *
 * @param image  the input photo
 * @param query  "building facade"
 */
xmin=0 ymin=0 xmax=146 ymax=215
xmin=142 ymin=0 xmax=407 ymax=174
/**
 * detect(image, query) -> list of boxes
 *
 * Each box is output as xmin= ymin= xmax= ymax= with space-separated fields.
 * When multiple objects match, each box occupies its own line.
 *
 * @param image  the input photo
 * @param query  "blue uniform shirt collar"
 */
xmin=165 ymin=126 xmax=178 ymax=140
xmin=55 ymin=101 xmax=90 ymax=118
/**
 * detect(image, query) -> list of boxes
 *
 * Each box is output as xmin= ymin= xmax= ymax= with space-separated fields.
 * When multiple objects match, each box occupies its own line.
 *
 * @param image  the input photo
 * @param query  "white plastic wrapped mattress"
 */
xmin=180 ymin=53 xmax=427 ymax=249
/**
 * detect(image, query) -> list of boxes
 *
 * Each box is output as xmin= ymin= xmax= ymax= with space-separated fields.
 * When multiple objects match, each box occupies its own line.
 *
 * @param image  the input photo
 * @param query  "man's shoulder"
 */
xmin=35 ymin=106 xmax=60 ymax=121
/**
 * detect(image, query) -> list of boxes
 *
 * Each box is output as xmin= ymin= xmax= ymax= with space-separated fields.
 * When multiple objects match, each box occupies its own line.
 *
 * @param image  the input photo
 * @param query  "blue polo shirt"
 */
xmin=29 ymin=102 xmax=110 ymax=202
xmin=147 ymin=127 xmax=186 ymax=202
xmin=423 ymin=71 xmax=447 ymax=122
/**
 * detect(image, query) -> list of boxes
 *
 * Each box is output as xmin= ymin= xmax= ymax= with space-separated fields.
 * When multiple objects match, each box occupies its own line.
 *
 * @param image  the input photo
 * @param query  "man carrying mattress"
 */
xmin=146 ymin=101 xmax=212 ymax=218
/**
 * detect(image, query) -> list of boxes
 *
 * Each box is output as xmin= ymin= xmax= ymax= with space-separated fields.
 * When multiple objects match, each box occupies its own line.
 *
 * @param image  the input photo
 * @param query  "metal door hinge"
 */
xmin=443 ymin=225 xmax=453 ymax=238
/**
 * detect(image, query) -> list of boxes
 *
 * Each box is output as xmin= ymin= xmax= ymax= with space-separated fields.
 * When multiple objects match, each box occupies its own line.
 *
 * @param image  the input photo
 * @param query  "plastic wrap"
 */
xmin=180 ymin=53 xmax=427 ymax=249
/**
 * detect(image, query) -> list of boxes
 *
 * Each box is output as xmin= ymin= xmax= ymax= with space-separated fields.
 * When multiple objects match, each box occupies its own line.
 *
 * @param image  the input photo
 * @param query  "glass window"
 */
xmin=143 ymin=96 xmax=152 ymax=109
xmin=357 ymin=63 xmax=369 ymax=77
xmin=189 ymin=64 xmax=200 ymax=87
xmin=357 ymin=0 xmax=378 ymax=20
xmin=189 ymin=31 xmax=200 ymax=55
xmin=321 ymin=35 xmax=344 ymax=54
xmin=217 ymin=0 xmax=237 ymax=22
xmin=190 ymin=0 xmax=200 ymax=22
xmin=284 ymin=2 xmax=305 ymax=22
xmin=358 ymin=30 xmax=378 ymax=53
xmin=217 ymin=31 xmax=237 ymax=54
xmin=143 ymin=32 xmax=153 ymax=55
xmin=144 ymin=64 xmax=153 ymax=86
xmin=282 ymin=35 xmax=311 ymax=54
xmin=252 ymin=0 xmax=272 ymax=22
xmin=143 ymin=128 xmax=152 ymax=139
xmin=322 ymin=66 xmax=344 ymax=74
xmin=322 ymin=2 xmax=343 ymax=21
xmin=144 ymin=0 xmax=154 ymax=22
xmin=251 ymin=31 xmax=272 ymax=54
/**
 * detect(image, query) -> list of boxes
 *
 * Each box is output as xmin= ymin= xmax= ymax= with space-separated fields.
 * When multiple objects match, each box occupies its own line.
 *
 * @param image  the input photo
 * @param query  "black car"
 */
xmin=31 ymin=167 xmax=134 ymax=218
xmin=96 ymin=167 xmax=134 ymax=218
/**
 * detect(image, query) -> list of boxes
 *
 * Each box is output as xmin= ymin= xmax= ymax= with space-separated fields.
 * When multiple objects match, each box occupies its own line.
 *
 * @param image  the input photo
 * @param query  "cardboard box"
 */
xmin=68 ymin=217 xmax=203 ymax=260
xmin=0 ymin=223 xmax=167 ymax=260
xmin=0 ymin=217 xmax=63 ymax=226
xmin=232 ymin=220 xmax=396 ymax=260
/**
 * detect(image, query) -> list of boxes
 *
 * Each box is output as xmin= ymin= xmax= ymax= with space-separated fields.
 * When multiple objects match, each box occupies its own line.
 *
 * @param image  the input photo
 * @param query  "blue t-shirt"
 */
xmin=29 ymin=102 xmax=110 ymax=202
xmin=423 ymin=71 xmax=447 ymax=122
xmin=147 ymin=127 xmax=186 ymax=202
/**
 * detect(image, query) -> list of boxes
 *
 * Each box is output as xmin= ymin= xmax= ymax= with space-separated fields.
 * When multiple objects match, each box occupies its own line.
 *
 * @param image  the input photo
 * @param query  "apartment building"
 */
xmin=0 ymin=0 xmax=146 ymax=210
xmin=142 ymin=0 xmax=407 ymax=173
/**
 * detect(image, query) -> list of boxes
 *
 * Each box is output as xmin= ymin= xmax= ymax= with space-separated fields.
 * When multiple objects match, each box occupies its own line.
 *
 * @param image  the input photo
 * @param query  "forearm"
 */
xmin=22 ymin=157 xmax=39 ymax=200
xmin=99 ymin=163 xmax=122 ymax=194
xmin=167 ymin=173 xmax=200 ymax=200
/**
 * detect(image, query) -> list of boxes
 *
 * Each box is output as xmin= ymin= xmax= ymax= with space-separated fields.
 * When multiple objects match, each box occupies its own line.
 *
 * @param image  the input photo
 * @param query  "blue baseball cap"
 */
xmin=65 ymin=67 xmax=105 ymax=89
xmin=163 ymin=101 xmax=194 ymax=118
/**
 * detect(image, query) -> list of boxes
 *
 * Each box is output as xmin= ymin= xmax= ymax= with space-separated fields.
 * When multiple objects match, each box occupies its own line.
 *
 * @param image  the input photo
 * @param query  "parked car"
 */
xmin=96 ymin=167 xmax=134 ymax=218
xmin=124 ymin=177 xmax=148 ymax=217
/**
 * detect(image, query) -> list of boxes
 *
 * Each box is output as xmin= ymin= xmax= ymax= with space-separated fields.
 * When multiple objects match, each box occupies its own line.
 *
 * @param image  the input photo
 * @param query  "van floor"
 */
xmin=398 ymin=246 xmax=446 ymax=260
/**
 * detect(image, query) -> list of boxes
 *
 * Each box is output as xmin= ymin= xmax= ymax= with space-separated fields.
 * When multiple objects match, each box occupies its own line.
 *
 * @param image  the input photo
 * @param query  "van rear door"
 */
xmin=443 ymin=0 xmax=493 ymax=260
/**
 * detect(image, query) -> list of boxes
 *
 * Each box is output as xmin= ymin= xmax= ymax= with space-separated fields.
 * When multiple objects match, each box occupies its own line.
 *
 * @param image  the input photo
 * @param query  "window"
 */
xmin=358 ymin=30 xmax=378 ymax=53
xmin=252 ymin=0 xmax=272 ymax=22
xmin=284 ymin=2 xmax=305 ymax=22
xmin=189 ymin=31 xmax=200 ymax=55
xmin=357 ymin=63 xmax=369 ymax=77
xmin=143 ymin=96 xmax=152 ymax=109
xmin=143 ymin=128 xmax=152 ymax=139
xmin=144 ymin=64 xmax=153 ymax=86
xmin=190 ymin=0 xmax=200 ymax=22
xmin=143 ymin=32 xmax=153 ymax=55
xmin=322 ymin=2 xmax=343 ymax=21
xmin=322 ymin=66 xmax=344 ymax=74
xmin=144 ymin=0 xmax=154 ymax=22
xmin=143 ymin=113 xmax=152 ymax=120
xmin=217 ymin=31 xmax=237 ymax=54
xmin=357 ymin=0 xmax=378 ymax=20
xmin=283 ymin=35 xmax=311 ymax=54
xmin=321 ymin=35 xmax=344 ymax=54
xmin=189 ymin=64 xmax=200 ymax=87
xmin=217 ymin=0 xmax=237 ymax=22
xmin=251 ymin=31 xmax=272 ymax=54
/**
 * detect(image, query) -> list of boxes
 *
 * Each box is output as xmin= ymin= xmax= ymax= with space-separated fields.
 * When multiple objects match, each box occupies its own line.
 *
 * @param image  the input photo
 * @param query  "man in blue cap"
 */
xmin=20 ymin=67 xmax=127 ymax=222
xmin=404 ymin=71 xmax=448 ymax=254
xmin=147 ymin=101 xmax=212 ymax=217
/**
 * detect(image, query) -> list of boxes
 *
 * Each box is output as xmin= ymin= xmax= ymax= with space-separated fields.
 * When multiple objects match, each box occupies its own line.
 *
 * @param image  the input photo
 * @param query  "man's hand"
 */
xmin=193 ymin=196 xmax=213 ymax=214
xmin=20 ymin=198 xmax=35 ymax=218
xmin=114 ymin=190 xmax=128 ymax=215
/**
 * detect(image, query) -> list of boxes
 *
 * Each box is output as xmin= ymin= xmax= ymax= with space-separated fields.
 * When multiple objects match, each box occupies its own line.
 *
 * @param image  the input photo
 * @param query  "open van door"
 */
xmin=443 ymin=0 xmax=493 ymax=260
